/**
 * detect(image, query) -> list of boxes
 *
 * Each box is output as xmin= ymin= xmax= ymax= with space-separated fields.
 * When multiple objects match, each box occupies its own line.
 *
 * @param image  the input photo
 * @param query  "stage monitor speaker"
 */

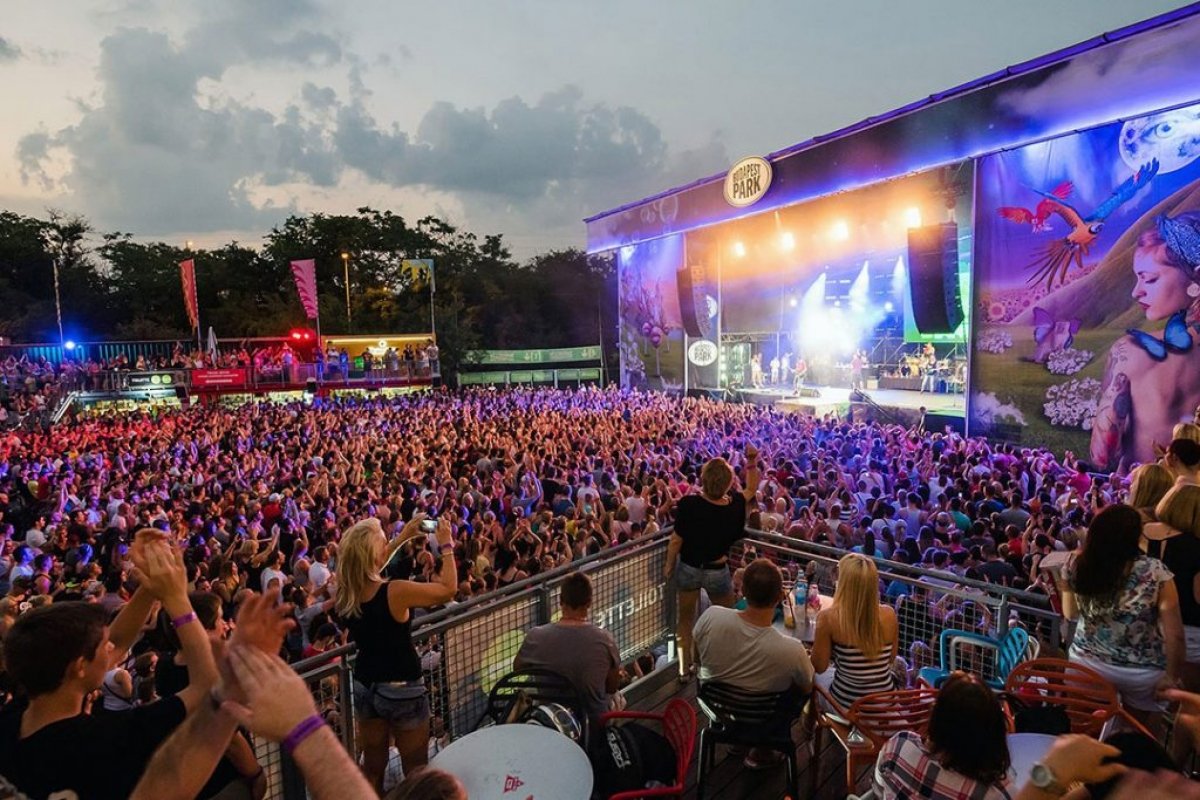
xmin=676 ymin=262 xmax=713 ymax=338
xmin=907 ymin=223 xmax=964 ymax=334
xmin=795 ymin=387 xmax=821 ymax=398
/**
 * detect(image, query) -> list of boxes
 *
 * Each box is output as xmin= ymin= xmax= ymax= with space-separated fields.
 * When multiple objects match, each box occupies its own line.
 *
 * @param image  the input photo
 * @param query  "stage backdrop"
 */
xmin=969 ymin=100 xmax=1200 ymax=469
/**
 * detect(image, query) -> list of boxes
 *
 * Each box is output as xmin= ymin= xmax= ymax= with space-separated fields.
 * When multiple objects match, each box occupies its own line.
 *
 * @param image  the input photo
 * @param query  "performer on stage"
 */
xmin=850 ymin=349 xmax=866 ymax=392
xmin=750 ymin=353 xmax=764 ymax=388
xmin=780 ymin=352 xmax=791 ymax=386
xmin=793 ymin=354 xmax=808 ymax=391
xmin=769 ymin=354 xmax=780 ymax=385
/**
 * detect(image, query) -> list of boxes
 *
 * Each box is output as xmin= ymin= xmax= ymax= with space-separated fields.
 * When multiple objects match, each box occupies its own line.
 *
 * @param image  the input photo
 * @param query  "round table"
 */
xmin=772 ymin=593 xmax=832 ymax=644
xmin=1007 ymin=732 xmax=1057 ymax=786
xmin=430 ymin=723 xmax=593 ymax=800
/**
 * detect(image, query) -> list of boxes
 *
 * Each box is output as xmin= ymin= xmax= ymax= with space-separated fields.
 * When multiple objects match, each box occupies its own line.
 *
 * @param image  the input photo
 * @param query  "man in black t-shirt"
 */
xmin=0 ymin=534 xmax=219 ymax=800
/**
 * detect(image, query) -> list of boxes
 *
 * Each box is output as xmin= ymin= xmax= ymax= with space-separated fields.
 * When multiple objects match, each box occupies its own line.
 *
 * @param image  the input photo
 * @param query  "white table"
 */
xmin=1007 ymin=732 xmax=1057 ymax=786
xmin=430 ymin=723 xmax=593 ymax=800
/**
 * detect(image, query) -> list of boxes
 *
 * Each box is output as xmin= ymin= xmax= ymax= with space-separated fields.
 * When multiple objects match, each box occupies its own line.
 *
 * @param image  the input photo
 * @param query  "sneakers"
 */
xmin=743 ymin=749 xmax=785 ymax=769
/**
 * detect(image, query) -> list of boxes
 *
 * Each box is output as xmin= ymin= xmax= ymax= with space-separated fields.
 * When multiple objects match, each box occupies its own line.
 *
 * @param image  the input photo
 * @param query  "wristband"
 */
xmin=171 ymin=611 xmax=198 ymax=629
xmin=439 ymin=543 xmax=455 ymax=554
xmin=282 ymin=714 xmax=326 ymax=755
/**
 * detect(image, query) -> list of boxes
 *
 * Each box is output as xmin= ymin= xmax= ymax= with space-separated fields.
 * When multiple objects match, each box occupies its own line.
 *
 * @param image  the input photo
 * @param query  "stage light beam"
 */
xmin=780 ymin=231 xmax=795 ymax=251
xmin=831 ymin=220 xmax=850 ymax=241
xmin=732 ymin=241 xmax=746 ymax=258
xmin=904 ymin=207 xmax=922 ymax=228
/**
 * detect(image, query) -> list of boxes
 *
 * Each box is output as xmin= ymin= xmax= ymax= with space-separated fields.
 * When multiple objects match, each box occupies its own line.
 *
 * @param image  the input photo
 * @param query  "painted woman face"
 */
xmin=1132 ymin=248 xmax=1194 ymax=321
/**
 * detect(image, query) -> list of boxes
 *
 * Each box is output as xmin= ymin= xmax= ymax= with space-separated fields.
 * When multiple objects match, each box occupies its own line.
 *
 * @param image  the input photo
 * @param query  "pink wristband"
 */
xmin=282 ymin=714 xmax=326 ymax=755
xmin=171 ymin=611 xmax=198 ymax=629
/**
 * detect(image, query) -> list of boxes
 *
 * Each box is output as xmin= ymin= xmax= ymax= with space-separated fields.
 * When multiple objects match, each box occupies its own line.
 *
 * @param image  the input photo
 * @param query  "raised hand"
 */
xmin=231 ymin=589 xmax=294 ymax=656
xmin=221 ymin=645 xmax=317 ymax=742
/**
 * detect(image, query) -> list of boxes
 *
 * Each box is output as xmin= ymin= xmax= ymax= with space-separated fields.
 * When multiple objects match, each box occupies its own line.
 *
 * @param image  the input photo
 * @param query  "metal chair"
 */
xmin=917 ymin=626 xmax=1031 ymax=689
xmin=1003 ymin=658 xmax=1154 ymax=739
xmin=810 ymin=685 xmax=938 ymax=796
xmin=695 ymin=681 xmax=806 ymax=800
xmin=474 ymin=667 xmax=590 ymax=748
xmin=599 ymin=698 xmax=698 ymax=799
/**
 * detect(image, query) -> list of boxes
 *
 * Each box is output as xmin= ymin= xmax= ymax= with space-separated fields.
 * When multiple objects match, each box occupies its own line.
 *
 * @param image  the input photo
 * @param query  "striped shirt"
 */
xmin=830 ymin=641 xmax=895 ymax=708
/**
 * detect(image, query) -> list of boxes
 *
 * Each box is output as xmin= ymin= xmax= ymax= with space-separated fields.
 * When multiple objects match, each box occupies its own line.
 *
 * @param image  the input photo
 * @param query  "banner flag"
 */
xmin=402 ymin=259 xmax=435 ymax=293
xmin=179 ymin=259 xmax=199 ymax=329
xmin=289 ymin=259 xmax=319 ymax=319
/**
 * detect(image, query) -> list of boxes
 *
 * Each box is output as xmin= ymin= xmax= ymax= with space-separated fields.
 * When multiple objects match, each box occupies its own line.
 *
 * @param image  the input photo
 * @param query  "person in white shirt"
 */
xmin=308 ymin=546 xmax=332 ymax=591
xmin=24 ymin=516 xmax=47 ymax=550
xmin=260 ymin=549 xmax=288 ymax=593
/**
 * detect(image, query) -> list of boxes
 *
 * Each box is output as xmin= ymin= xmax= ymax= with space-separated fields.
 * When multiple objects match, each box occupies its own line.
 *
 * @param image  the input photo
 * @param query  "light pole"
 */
xmin=341 ymin=251 xmax=352 ymax=331
xmin=52 ymin=256 xmax=64 ymax=350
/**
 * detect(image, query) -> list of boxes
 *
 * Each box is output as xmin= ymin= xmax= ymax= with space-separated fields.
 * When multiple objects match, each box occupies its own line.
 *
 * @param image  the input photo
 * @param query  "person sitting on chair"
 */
xmin=694 ymin=558 xmax=814 ymax=768
xmin=514 ymin=571 xmax=622 ymax=727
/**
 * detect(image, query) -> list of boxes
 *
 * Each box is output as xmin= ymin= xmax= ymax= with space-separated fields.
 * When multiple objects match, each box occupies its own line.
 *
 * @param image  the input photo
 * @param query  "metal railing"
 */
xmin=263 ymin=526 xmax=1065 ymax=797
xmin=266 ymin=530 xmax=674 ymax=799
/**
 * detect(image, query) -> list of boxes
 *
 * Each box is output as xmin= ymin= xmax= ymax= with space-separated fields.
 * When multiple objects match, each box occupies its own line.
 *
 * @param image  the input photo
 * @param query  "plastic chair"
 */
xmin=1003 ymin=658 xmax=1153 ymax=739
xmin=598 ymin=698 xmax=698 ymax=799
xmin=810 ymin=685 xmax=938 ymax=795
xmin=917 ymin=626 xmax=1030 ymax=689
xmin=695 ymin=681 xmax=806 ymax=800
xmin=474 ymin=667 xmax=590 ymax=748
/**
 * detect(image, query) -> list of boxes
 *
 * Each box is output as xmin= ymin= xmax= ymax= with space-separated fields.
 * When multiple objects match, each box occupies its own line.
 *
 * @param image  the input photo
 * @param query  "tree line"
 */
xmin=0 ymin=208 xmax=618 ymax=380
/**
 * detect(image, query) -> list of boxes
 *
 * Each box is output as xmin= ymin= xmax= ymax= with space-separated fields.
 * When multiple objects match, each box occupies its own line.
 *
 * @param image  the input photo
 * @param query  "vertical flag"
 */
xmin=290 ymin=259 xmax=319 ymax=319
xmin=180 ymin=259 xmax=199 ymax=330
xmin=402 ymin=259 xmax=435 ymax=292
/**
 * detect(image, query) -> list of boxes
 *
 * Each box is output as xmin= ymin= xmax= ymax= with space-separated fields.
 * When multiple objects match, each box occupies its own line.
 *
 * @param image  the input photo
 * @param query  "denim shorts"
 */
xmin=353 ymin=679 xmax=431 ymax=729
xmin=676 ymin=560 xmax=733 ymax=596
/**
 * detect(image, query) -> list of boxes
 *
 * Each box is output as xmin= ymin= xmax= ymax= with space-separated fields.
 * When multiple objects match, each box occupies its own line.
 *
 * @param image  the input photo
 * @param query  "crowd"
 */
xmin=0 ymin=385 xmax=1199 ymax=797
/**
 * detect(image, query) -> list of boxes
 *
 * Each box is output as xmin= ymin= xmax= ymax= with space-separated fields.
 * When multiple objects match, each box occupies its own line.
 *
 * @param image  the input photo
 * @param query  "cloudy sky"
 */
xmin=0 ymin=0 xmax=1189 ymax=258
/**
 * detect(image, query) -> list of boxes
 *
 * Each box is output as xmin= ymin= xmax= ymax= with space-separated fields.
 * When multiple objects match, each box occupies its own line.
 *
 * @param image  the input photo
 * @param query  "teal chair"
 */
xmin=917 ymin=626 xmax=1030 ymax=690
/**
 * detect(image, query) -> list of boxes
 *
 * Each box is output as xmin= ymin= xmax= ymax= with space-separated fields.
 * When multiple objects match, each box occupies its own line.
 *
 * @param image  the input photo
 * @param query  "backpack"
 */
xmin=591 ymin=722 xmax=677 ymax=796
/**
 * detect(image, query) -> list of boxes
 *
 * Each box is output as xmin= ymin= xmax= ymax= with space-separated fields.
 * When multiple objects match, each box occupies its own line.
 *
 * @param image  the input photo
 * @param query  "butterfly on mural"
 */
xmin=998 ymin=181 xmax=1073 ymax=232
xmin=1023 ymin=159 xmax=1160 ymax=291
xmin=1126 ymin=308 xmax=1194 ymax=361
xmin=1031 ymin=306 xmax=1082 ymax=363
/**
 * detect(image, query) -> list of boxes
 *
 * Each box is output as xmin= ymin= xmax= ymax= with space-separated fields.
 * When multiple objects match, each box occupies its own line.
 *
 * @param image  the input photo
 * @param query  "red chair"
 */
xmin=810 ymin=685 xmax=939 ymax=795
xmin=598 ymin=698 xmax=698 ymax=799
xmin=1003 ymin=658 xmax=1154 ymax=738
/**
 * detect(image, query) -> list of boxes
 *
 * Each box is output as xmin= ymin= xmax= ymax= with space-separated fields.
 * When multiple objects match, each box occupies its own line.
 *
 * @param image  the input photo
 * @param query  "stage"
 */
xmin=730 ymin=385 xmax=965 ymax=431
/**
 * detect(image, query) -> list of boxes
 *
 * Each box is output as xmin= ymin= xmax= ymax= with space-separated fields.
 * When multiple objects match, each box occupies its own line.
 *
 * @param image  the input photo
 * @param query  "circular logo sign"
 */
xmin=723 ymin=156 xmax=772 ymax=208
xmin=688 ymin=339 xmax=719 ymax=367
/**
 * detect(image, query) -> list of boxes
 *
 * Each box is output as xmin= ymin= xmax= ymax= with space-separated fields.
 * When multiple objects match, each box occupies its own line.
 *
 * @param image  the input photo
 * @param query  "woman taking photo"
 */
xmin=1055 ymin=504 xmax=1185 ymax=733
xmin=811 ymin=553 xmax=899 ymax=709
xmin=336 ymin=515 xmax=456 ymax=792
xmin=664 ymin=444 xmax=760 ymax=681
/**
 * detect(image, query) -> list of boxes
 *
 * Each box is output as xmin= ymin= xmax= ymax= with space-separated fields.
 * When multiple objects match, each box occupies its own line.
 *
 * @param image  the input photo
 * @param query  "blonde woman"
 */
xmin=811 ymin=554 xmax=899 ymax=708
xmin=664 ymin=445 xmax=760 ymax=681
xmin=1149 ymin=485 xmax=1200 ymax=691
xmin=1130 ymin=463 xmax=1175 ymax=521
xmin=336 ymin=515 xmax=456 ymax=792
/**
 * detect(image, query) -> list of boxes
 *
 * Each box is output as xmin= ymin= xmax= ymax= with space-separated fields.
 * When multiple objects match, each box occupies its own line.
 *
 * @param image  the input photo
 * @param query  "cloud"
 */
xmin=0 ymin=37 xmax=21 ymax=62
xmin=13 ymin=3 xmax=725 ymax=254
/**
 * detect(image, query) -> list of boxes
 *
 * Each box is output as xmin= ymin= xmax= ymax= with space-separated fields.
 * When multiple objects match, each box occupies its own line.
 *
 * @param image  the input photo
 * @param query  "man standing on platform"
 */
xmin=781 ymin=352 xmax=791 ymax=387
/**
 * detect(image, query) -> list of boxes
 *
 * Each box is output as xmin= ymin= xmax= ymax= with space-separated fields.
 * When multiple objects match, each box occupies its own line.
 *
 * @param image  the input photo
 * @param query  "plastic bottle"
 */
xmin=806 ymin=581 xmax=821 ymax=624
xmin=794 ymin=580 xmax=808 ymax=616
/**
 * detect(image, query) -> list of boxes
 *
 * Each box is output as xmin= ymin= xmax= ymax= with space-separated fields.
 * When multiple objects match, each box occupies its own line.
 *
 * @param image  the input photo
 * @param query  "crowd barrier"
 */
xmin=262 ymin=530 xmax=674 ymax=800
xmin=257 ymin=527 xmax=1061 ymax=798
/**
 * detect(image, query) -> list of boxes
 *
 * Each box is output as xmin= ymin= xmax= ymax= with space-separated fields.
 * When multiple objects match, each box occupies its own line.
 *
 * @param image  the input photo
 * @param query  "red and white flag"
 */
xmin=179 ymin=259 xmax=199 ymax=329
xmin=290 ymin=259 xmax=319 ymax=319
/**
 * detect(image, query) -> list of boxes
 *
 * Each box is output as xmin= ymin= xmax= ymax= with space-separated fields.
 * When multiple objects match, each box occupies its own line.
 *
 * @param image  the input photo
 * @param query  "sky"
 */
xmin=0 ymin=0 xmax=1191 ymax=259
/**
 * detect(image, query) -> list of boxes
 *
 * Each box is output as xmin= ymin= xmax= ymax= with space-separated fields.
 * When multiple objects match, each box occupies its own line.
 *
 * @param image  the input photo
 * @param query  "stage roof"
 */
xmin=585 ymin=3 xmax=1200 ymax=253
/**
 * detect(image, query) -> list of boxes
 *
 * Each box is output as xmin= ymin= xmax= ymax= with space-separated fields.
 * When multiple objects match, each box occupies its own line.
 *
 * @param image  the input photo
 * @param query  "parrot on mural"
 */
xmin=998 ymin=180 xmax=1073 ymax=232
xmin=1024 ymin=159 xmax=1159 ymax=291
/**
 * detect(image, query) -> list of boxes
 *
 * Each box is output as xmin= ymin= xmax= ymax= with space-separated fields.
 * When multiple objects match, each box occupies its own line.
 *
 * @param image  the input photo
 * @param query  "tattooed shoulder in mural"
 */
xmin=1090 ymin=337 xmax=1133 ymax=469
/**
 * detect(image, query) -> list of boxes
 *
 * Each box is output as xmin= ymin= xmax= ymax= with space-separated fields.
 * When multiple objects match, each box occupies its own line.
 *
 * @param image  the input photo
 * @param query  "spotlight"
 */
xmin=831 ymin=220 xmax=850 ymax=241
xmin=884 ymin=301 xmax=895 ymax=313
xmin=732 ymin=241 xmax=746 ymax=258
xmin=63 ymin=340 xmax=76 ymax=351
xmin=789 ymin=297 xmax=798 ymax=308
xmin=904 ymin=207 xmax=922 ymax=228
xmin=780 ymin=232 xmax=795 ymax=251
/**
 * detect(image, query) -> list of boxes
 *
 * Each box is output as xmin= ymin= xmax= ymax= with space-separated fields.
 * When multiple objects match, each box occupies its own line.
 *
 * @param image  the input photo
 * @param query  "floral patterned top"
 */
xmin=1068 ymin=555 xmax=1173 ymax=669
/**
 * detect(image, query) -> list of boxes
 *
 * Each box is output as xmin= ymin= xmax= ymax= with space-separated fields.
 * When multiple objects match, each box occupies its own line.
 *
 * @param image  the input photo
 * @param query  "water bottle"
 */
xmin=794 ymin=580 xmax=808 ymax=615
xmin=806 ymin=581 xmax=821 ymax=624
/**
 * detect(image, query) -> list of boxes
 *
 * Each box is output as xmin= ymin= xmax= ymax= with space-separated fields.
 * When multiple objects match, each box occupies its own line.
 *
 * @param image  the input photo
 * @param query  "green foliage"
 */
xmin=0 ymin=208 xmax=616 ymax=381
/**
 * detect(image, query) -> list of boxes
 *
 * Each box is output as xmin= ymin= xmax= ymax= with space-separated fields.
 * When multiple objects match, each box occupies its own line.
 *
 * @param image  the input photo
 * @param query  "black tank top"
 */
xmin=344 ymin=582 xmax=422 ymax=684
